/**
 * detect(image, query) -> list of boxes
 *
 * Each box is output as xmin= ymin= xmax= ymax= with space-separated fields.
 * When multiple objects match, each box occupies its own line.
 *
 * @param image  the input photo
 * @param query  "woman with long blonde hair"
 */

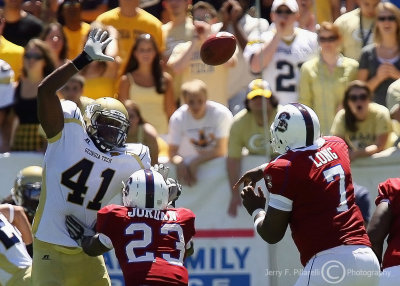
xmin=358 ymin=2 xmax=400 ymax=106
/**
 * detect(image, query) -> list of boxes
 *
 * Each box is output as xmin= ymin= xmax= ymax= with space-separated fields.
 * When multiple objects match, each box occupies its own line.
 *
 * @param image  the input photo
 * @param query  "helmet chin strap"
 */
xmin=92 ymin=136 xmax=112 ymax=152
xmin=87 ymin=126 xmax=113 ymax=152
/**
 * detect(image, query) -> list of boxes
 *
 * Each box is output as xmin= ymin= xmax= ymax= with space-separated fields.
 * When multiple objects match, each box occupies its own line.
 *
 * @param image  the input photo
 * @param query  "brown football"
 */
xmin=200 ymin=32 xmax=236 ymax=66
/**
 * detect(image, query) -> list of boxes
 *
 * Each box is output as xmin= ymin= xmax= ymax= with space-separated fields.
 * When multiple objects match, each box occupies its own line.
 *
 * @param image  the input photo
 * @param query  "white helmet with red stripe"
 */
xmin=270 ymin=103 xmax=320 ymax=154
xmin=122 ymin=169 xmax=168 ymax=210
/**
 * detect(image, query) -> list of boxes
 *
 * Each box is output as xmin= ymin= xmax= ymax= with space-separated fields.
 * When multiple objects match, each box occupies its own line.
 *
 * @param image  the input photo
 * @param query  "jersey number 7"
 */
xmin=323 ymin=164 xmax=349 ymax=212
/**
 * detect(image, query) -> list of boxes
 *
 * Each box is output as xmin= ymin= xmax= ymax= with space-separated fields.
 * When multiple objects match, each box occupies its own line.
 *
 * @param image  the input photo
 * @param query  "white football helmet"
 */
xmin=270 ymin=103 xmax=320 ymax=154
xmin=122 ymin=169 xmax=169 ymax=210
xmin=85 ymin=97 xmax=130 ymax=152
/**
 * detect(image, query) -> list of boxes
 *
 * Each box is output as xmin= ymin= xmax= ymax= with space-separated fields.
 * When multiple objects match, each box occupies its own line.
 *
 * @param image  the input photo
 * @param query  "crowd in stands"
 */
xmin=0 ymin=0 xmax=400 ymax=190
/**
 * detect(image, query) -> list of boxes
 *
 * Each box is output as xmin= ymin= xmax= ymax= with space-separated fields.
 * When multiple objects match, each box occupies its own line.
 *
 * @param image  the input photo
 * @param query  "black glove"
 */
xmin=65 ymin=215 xmax=95 ymax=246
xmin=26 ymin=243 xmax=33 ymax=258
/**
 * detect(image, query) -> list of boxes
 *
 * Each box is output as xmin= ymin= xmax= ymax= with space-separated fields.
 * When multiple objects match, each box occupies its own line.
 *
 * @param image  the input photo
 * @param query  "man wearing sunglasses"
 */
xmin=243 ymin=0 xmax=318 ymax=106
xmin=212 ymin=0 xmax=270 ymax=113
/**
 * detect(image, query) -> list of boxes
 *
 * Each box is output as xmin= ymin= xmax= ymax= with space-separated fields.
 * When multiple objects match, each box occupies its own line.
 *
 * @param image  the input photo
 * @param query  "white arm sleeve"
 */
xmin=268 ymin=194 xmax=293 ymax=212
xmin=7 ymin=204 xmax=14 ymax=223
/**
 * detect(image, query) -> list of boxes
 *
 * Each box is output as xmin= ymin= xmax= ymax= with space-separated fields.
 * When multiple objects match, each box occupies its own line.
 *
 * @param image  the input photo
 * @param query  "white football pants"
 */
xmin=379 ymin=265 xmax=400 ymax=286
xmin=294 ymin=245 xmax=380 ymax=286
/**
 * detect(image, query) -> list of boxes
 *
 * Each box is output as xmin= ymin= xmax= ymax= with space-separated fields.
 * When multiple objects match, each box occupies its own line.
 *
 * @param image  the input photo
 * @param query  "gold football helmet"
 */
xmin=12 ymin=166 xmax=42 ymax=221
xmin=85 ymin=97 xmax=130 ymax=152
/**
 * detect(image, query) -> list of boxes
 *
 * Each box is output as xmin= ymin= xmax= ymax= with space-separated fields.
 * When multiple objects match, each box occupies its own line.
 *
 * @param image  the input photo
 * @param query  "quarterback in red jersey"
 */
xmin=368 ymin=178 xmax=400 ymax=285
xmin=66 ymin=169 xmax=195 ymax=286
xmin=234 ymin=103 xmax=380 ymax=285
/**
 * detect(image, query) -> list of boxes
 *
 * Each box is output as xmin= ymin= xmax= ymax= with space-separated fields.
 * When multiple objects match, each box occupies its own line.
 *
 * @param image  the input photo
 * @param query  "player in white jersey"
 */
xmin=31 ymin=29 xmax=151 ymax=286
xmin=0 ymin=165 xmax=42 ymax=286
xmin=0 ymin=206 xmax=32 ymax=286
xmin=243 ymin=0 xmax=318 ymax=105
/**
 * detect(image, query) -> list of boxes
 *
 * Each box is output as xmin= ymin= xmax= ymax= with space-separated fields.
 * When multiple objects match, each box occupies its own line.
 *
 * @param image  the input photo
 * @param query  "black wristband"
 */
xmin=26 ymin=243 xmax=33 ymax=258
xmin=72 ymin=51 xmax=93 ymax=70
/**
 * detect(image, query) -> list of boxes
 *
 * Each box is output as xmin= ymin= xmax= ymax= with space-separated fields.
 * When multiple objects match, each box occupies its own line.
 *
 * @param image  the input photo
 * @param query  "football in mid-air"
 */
xmin=200 ymin=32 xmax=236 ymax=66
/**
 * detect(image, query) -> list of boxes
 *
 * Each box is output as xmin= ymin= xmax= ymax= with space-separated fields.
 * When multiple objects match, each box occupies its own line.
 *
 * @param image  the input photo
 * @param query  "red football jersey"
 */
xmin=263 ymin=136 xmax=370 ymax=266
xmin=96 ymin=204 xmax=196 ymax=286
xmin=375 ymin=178 xmax=400 ymax=269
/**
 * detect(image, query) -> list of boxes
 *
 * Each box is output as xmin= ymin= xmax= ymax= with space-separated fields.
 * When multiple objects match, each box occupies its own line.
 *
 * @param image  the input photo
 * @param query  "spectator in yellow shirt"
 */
xmin=95 ymin=0 xmax=164 ymax=78
xmin=331 ymin=80 xmax=397 ymax=161
xmin=299 ymin=21 xmax=358 ymax=135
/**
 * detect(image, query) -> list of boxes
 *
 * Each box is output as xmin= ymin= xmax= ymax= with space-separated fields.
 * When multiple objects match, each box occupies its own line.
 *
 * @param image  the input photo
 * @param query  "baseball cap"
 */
xmin=0 ymin=60 xmax=15 ymax=109
xmin=246 ymin=79 xmax=272 ymax=100
xmin=271 ymin=0 xmax=299 ymax=13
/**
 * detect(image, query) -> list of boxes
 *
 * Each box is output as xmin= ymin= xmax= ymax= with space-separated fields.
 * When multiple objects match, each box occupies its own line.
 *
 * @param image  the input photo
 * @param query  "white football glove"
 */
xmin=166 ymin=177 xmax=182 ymax=206
xmin=83 ymin=28 xmax=114 ymax=62
xmin=65 ymin=215 xmax=96 ymax=246
xmin=151 ymin=164 xmax=170 ymax=180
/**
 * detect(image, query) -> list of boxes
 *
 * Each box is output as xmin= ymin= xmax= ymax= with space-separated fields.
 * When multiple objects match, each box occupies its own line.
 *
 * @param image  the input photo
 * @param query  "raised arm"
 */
xmin=218 ymin=0 xmax=248 ymax=50
xmin=38 ymin=29 xmax=114 ymax=139
xmin=163 ymin=72 xmax=177 ymax=119
xmin=37 ymin=62 xmax=78 ymax=139
xmin=167 ymin=21 xmax=210 ymax=74
xmin=117 ymin=75 xmax=130 ymax=102
xmin=249 ymin=35 xmax=279 ymax=74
